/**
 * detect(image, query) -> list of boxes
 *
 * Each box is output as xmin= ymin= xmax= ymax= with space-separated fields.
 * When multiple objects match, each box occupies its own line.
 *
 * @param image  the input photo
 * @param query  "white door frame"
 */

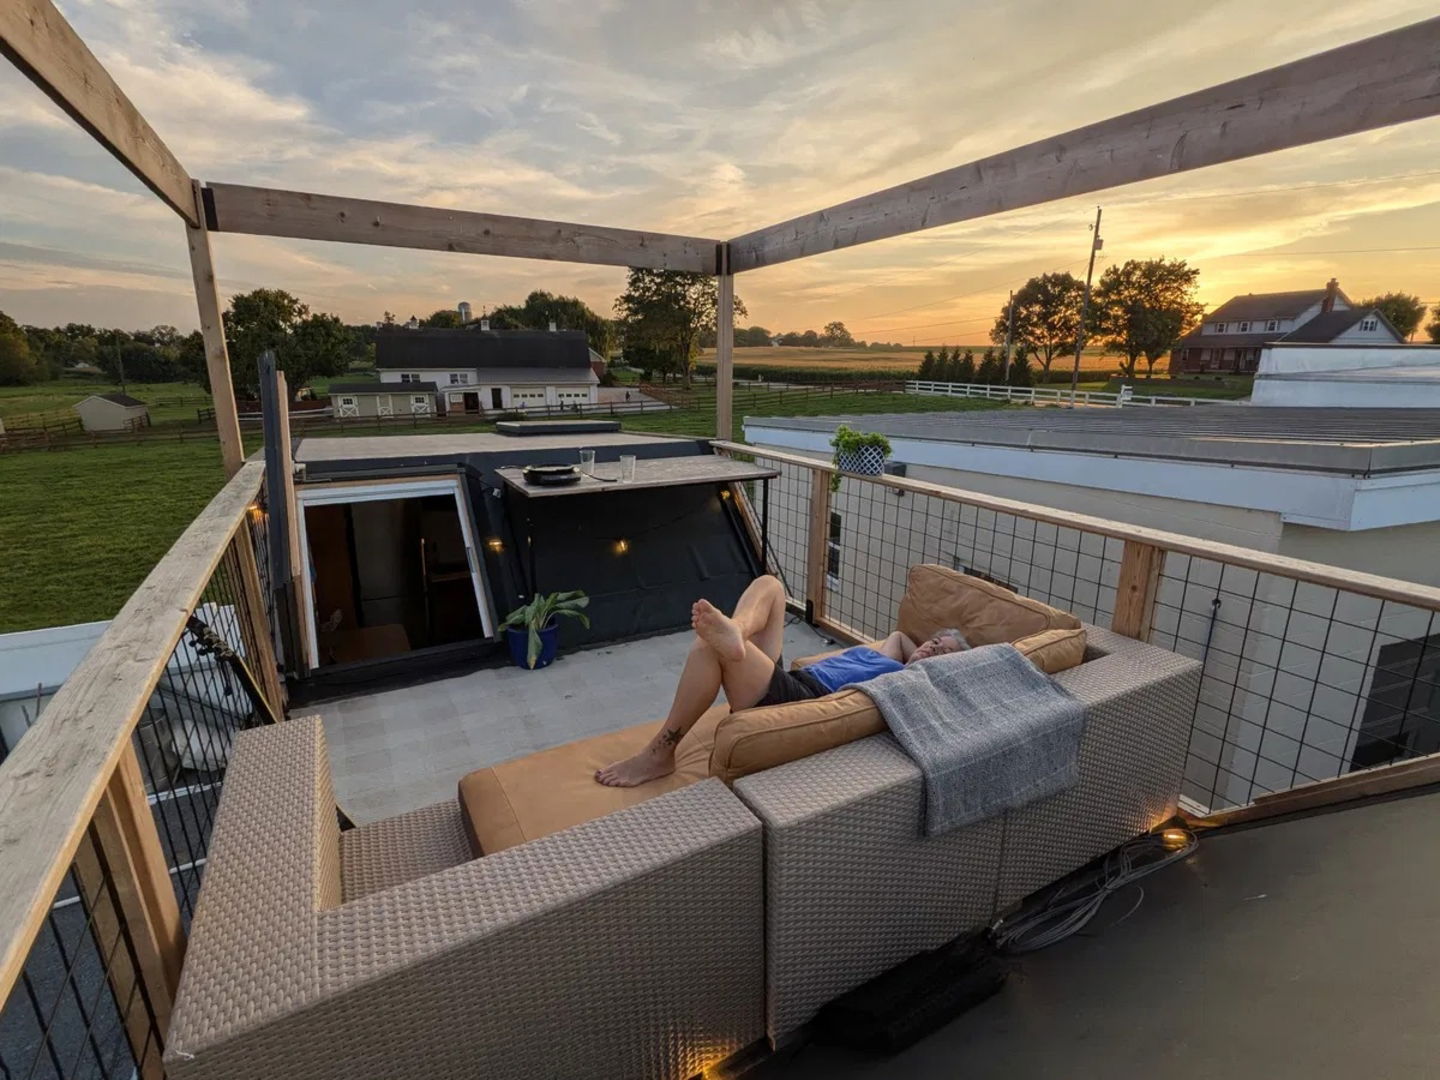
xmin=294 ymin=475 xmax=497 ymax=669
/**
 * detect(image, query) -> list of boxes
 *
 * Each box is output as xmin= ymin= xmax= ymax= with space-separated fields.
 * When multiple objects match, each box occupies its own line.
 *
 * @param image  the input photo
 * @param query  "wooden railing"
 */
xmin=714 ymin=441 xmax=1440 ymax=819
xmin=0 ymin=461 xmax=283 ymax=1076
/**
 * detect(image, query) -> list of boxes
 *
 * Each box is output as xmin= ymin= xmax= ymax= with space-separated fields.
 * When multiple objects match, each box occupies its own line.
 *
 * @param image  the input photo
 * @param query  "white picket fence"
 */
xmin=905 ymin=380 xmax=1214 ymax=407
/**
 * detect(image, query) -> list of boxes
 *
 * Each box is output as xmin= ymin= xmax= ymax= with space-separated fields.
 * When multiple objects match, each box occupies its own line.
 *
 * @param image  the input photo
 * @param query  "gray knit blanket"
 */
xmin=847 ymin=643 xmax=1085 ymax=835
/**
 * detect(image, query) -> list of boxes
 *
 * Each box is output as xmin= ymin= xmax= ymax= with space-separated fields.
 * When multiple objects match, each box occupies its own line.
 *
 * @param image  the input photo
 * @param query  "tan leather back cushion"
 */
xmin=898 ymin=564 xmax=1080 ymax=646
xmin=710 ymin=690 xmax=884 ymax=785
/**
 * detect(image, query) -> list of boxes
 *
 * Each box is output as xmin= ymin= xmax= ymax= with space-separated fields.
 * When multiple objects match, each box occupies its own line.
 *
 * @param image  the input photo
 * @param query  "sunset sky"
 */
xmin=3 ymin=0 xmax=1439 ymax=342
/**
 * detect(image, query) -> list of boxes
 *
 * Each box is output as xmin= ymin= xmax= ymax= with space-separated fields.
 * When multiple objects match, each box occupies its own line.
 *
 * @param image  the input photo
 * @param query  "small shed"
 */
xmin=328 ymin=381 xmax=439 ymax=420
xmin=73 ymin=393 xmax=150 ymax=432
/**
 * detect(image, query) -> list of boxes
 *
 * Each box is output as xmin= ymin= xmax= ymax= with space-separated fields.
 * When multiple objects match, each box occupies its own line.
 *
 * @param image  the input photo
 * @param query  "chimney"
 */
xmin=548 ymin=320 xmax=557 ymax=332
xmin=1321 ymin=278 xmax=1339 ymax=314
xmin=479 ymin=317 xmax=490 ymax=331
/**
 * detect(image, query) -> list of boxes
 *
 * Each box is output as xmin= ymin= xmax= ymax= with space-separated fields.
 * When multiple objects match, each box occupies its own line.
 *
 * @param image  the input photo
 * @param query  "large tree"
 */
xmin=489 ymin=290 xmax=616 ymax=356
xmin=0 ymin=310 xmax=41 ymax=386
xmin=734 ymin=325 xmax=773 ymax=347
xmin=614 ymin=270 xmax=746 ymax=386
xmin=1358 ymin=292 xmax=1426 ymax=340
xmin=221 ymin=288 xmax=350 ymax=396
xmin=821 ymin=321 xmax=855 ymax=348
xmin=990 ymin=272 xmax=1085 ymax=376
xmin=1090 ymin=258 xmax=1203 ymax=379
xmin=1427 ymin=304 xmax=1440 ymax=345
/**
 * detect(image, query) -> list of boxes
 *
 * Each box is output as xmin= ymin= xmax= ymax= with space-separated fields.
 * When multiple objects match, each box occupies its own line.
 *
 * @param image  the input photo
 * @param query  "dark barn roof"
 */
xmin=375 ymin=328 xmax=593 ymax=372
xmin=1206 ymin=288 xmax=1342 ymax=323
xmin=95 ymin=393 xmax=147 ymax=407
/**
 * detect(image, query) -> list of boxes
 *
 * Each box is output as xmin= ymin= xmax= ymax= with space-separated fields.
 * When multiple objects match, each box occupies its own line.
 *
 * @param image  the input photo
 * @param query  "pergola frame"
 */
xmin=5 ymin=0 xmax=1440 ymax=466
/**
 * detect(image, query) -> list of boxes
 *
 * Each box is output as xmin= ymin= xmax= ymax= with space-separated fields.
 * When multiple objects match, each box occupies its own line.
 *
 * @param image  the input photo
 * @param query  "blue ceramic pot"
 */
xmin=507 ymin=621 xmax=559 ymax=670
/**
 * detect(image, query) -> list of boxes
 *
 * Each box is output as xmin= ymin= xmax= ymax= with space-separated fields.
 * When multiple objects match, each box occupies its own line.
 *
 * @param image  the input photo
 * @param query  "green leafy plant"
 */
xmin=829 ymin=425 xmax=892 ymax=492
xmin=499 ymin=590 xmax=591 ymax=668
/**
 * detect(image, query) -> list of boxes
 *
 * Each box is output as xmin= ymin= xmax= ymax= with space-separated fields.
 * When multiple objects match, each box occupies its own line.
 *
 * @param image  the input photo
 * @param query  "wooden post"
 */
xmin=70 ymin=745 xmax=182 ymax=1077
xmin=186 ymin=182 xmax=244 ymax=477
xmin=715 ymin=250 xmax=734 ymax=441
xmin=804 ymin=466 xmax=832 ymax=623
xmin=1111 ymin=539 xmax=1163 ymax=641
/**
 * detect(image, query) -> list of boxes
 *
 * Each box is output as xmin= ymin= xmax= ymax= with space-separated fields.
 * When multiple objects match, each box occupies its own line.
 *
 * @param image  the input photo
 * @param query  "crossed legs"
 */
xmin=595 ymin=574 xmax=787 ymax=787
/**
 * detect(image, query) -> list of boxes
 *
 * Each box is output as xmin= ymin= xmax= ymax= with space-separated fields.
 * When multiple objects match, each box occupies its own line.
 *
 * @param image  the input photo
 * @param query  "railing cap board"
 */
xmin=712 ymin=441 xmax=1440 ymax=613
xmin=0 ymin=461 xmax=264 ymax=1003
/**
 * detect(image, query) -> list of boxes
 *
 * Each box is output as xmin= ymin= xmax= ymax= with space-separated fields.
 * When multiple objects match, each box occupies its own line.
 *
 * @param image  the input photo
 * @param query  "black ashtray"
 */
xmin=523 ymin=465 xmax=582 ymax=486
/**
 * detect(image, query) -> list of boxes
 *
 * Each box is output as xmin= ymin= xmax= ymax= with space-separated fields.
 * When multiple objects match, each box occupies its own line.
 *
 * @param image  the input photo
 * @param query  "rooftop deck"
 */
xmin=765 ymin=787 xmax=1440 ymax=1079
xmin=314 ymin=621 xmax=831 ymax=823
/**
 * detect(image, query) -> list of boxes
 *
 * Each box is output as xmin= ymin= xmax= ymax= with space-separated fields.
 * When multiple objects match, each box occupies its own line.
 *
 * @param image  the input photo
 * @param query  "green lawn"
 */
xmin=0 ymin=389 xmax=1002 ymax=633
xmin=0 ymin=378 xmax=216 ymax=426
xmin=0 ymin=441 xmax=229 ymax=633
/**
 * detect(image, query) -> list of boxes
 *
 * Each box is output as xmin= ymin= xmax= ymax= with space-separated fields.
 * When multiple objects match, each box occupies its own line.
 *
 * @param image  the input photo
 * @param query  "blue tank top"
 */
xmin=804 ymin=646 xmax=904 ymax=693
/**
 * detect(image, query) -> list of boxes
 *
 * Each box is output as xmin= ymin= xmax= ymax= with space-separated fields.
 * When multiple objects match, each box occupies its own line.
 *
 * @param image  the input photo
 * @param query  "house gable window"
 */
xmin=1213 ymin=322 xmax=1228 ymax=333
xmin=1360 ymin=317 xmax=1378 ymax=331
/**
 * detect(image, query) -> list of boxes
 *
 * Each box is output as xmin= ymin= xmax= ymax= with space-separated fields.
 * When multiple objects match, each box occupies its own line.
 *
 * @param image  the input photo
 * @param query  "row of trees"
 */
xmin=917 ymin=346 xmax=1034 ymax=387
xmin=0 ymin=316 xmax=211 ymax=387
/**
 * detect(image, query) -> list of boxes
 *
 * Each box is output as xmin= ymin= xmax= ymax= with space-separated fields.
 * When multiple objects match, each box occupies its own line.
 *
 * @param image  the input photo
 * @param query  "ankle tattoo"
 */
xmin=659 ymin=727 xmax=682 ymax=748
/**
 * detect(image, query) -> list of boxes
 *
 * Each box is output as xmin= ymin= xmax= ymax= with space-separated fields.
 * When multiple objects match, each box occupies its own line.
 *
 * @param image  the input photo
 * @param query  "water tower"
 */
xmin=458 ymin=300 xmax=473 ymax=324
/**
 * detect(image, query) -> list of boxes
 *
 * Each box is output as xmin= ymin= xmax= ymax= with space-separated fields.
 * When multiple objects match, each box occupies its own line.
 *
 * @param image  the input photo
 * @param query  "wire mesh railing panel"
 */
xmin=1 ymin=528 xmax=279 ymax=1078
xmin=737 ymin=458 xmax=814 ymax=606
xmin=824 ymin=477 xmax=1123 ymax=641
xmin=0 ymin=833 xmax=163 ymax=1080
xmin=1149 ymin=554 xmax=1440 ymax=812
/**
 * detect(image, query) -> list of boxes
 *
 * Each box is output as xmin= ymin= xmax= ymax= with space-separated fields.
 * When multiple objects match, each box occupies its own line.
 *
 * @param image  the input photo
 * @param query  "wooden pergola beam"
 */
xmin=727 ymin=17 xmax=1440 ymax=272
xmin=203 ymin=183 xmax=724 ymax=273
xmin=0 ymin=0 xmax=197 ymax=226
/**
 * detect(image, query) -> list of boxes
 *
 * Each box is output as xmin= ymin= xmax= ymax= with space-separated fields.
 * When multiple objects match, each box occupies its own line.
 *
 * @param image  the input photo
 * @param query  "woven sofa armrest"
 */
xmin=998 ymin=625 xmax=1202 ymax=908
xmin=733 ymin=736 xmax=1004 ymax=1042
xmin=169 ymin=778 xmax=764 ymax=1080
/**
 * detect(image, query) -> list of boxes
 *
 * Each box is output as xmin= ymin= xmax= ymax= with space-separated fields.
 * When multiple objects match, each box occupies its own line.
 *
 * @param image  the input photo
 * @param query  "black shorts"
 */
xmin=756 ymin=658 xmax=828 ymax=708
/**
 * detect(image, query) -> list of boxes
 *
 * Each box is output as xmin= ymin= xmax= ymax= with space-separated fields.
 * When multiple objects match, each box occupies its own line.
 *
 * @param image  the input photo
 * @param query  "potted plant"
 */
xmin=830 ymin=425 xmax=892 ymax=491
xmin=499 ymin=590 xmax=591 ymax=670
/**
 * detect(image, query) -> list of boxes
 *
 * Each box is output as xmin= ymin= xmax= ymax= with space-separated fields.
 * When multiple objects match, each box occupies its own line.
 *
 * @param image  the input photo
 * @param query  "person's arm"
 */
xmin=875 ymin=631 xmax=917 ymax=662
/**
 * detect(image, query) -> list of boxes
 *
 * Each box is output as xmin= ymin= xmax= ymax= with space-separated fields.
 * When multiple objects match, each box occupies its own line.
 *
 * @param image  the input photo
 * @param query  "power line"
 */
xmin=1212 ymin=244 xmax=1440 ymax=257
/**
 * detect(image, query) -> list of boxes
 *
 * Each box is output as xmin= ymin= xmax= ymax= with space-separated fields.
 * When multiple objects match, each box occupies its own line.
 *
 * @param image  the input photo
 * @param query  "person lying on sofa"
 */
xmin=596 ymin=574 xmax=968 ymax=787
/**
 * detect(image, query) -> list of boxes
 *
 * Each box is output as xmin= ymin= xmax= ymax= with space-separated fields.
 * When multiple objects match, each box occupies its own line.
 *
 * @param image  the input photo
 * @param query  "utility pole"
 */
xmin=115 ymin=333 xmax=126 ymax=395
xmin=1069 ymin=206 xmax=1103 ymax=407
xmin=1002 ymin=289 xmax=1016 ymax=382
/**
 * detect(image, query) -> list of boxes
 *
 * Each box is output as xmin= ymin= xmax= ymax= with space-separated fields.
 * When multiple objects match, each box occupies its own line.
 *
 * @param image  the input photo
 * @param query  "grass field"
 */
xmin=0 ymin=441 xmax=230 ymax=633
xmin=0 ymin=378 xmax=213 ymax=426
xmin=0 ymin=389 xmax=1002 ymax=632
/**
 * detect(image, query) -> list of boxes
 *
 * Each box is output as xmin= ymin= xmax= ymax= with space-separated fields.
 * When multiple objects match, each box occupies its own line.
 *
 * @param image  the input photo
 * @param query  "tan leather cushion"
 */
xmin=709 ymin=690 xmax=885 ymax=785
xmin=458 ymin=704 xmax=727 ymax=855
xmin=898 ymin=564 xmax=1080 ymax=646
xmin=1012 ymin=626 xmax=1087 ymax=675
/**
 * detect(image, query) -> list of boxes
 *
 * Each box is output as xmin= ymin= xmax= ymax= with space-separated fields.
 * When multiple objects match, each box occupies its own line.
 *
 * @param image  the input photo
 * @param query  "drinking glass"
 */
xmin=579 ymin=449 xmax=595 ymax=476
xmin=619 ymin=454 xmax=637 ymax=483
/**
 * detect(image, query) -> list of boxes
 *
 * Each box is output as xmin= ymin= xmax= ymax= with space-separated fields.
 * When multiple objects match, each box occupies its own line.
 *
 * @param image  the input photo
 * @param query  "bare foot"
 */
xmin=595 ymin=741 xmax=677 ymax=787
xmin=692 ymin=599 xmax=746 ymax=663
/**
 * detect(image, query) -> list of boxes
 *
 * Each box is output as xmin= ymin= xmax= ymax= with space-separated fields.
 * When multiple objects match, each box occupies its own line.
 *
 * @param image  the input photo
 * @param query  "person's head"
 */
xmin=907 ymin=628 xmax=969 ymax=663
